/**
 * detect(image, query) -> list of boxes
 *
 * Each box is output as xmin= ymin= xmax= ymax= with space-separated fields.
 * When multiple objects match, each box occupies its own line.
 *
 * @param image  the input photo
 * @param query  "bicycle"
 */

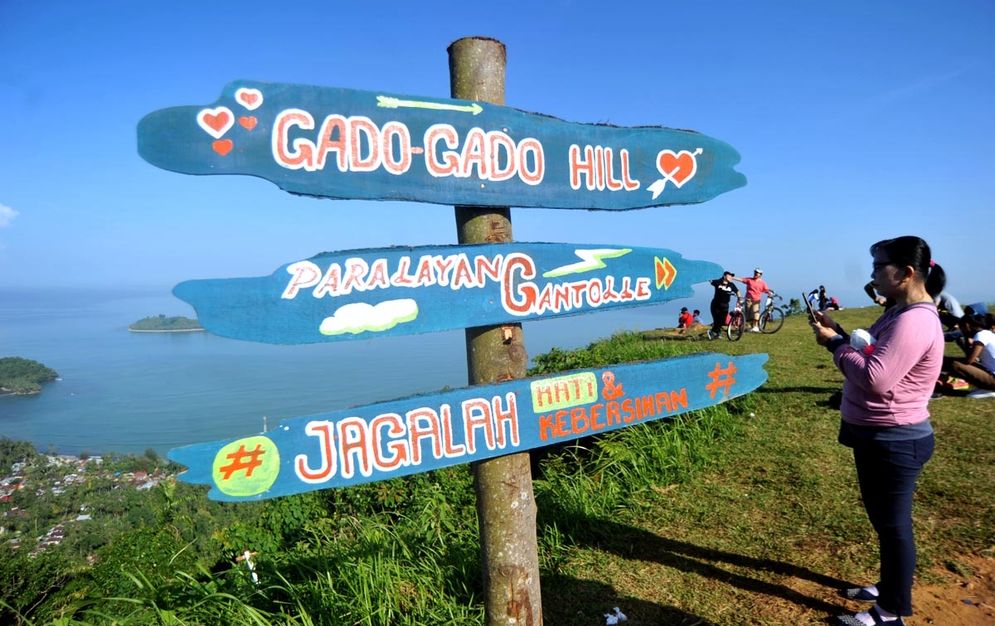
xmin=726 ymin=298 xmax=745 ymax=341
xmin=726 ymin=293 xmax=785 ymax=339
xmin=757 ymin=292 xmax=786 ymax=334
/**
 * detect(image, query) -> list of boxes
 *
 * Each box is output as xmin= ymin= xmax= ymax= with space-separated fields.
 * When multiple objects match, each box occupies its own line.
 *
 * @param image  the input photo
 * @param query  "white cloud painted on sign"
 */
xmin=0 ymin=203 xmax=19 ymax=228
xmin=319 ymin=299 xmax=419 ymax=336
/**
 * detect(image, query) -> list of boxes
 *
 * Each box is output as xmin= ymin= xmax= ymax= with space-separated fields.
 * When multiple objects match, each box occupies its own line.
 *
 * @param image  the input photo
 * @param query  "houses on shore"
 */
xmin=1 ymin=454 xmax=171 ymax=555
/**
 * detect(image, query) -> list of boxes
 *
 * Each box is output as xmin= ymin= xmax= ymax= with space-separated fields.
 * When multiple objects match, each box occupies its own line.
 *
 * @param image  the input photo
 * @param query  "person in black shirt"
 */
xmin=708 ymin=271 xmax=740 ymax=339
xmin=809 ymin=285 xmax=829 ymax=311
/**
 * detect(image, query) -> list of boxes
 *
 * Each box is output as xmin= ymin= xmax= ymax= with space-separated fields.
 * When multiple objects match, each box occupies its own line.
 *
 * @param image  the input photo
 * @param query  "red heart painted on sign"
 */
xmin=235 ymin=87 xmax=264 ymax=111
xmin=197 ymin=107 xmax=234 ymax=139
xmin=212 ymin=139 xmax=234 ymax=156
xmin=239 ymin=116 xmax=257 ymax=131
xmin=203 ymin=112 xmax=229 ymax=133
xmin=656 ymin=150 xmax=698 ymax=188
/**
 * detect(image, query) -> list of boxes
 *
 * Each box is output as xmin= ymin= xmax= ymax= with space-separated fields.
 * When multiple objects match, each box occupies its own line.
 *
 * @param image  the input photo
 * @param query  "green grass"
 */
xmin=6 ymin=307 xmax=993 ymax=625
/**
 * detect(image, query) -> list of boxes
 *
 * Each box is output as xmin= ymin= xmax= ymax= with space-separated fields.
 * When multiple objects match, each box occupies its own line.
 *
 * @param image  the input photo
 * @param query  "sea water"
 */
xmin=0 ymin=288 xmax=694 ymax=455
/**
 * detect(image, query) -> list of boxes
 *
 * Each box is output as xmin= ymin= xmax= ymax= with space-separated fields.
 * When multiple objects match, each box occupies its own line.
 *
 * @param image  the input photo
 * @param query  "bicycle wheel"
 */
xmin=727 ymin=312 xmax=744 ymax=341
xmin=760 ymin=307 xmax=785 ymax=334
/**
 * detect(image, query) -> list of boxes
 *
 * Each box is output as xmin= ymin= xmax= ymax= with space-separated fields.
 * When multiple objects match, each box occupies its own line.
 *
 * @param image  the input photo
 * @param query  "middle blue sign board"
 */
xmin=174 ymin=243 xmax=722 ymax=344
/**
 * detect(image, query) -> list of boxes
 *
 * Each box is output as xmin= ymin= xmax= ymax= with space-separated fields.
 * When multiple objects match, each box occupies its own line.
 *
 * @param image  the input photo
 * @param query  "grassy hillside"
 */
xmin=2 ymin=307 xmax=992 ymax=625
xmin=543 ymin=307 xmax=995 ymax=625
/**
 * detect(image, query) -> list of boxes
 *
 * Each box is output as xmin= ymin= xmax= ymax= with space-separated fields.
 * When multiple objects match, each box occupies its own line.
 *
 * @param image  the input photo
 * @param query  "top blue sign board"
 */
xmin=138 ymin=80 xmax=746 ymax=210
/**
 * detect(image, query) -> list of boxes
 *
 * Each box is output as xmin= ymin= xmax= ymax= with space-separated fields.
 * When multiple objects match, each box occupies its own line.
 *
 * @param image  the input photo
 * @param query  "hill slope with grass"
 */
xmin=2 ymin=307 xmax=992 ymax=625
xmin=552 ymin=307 xmax=995 ymax=625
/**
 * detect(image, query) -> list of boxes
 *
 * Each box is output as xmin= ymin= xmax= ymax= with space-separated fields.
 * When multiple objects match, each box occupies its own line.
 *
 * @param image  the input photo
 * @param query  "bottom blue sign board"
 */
xmin=169 ymin=352 xmax=768 ymax=501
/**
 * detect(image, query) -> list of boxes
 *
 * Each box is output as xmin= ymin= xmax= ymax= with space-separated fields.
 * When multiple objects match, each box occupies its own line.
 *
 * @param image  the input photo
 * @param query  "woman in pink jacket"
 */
xmin=811 ymin=236 xmax=945 ymax=626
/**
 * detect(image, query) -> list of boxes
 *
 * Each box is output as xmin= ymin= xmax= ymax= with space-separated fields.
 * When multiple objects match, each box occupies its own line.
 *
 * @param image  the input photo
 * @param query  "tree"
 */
xmin=0 ymin=437 xmax=38 ymax=474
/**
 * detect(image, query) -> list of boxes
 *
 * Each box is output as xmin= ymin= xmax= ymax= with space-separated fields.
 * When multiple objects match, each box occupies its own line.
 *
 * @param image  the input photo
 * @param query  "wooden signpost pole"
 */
xmin=449 ymin=37 xmax=542 ymax=625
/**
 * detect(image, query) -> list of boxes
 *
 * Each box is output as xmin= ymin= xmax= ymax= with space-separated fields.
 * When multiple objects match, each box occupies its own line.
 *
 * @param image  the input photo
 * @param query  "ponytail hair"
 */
xmin=870 ymin=235 xmax=946 ymax=298
xmin=925 ymin=262 xmax=946 ymax=299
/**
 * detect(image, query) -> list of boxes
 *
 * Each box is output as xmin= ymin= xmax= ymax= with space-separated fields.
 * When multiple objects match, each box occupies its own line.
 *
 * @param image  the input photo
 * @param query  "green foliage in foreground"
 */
xmin=0 ymin=357 xmax=58 ymax=395
xmin=128 ymin=315 xmax=202 ymax=331
xmin=1 ymin=330 xmax=740 ymax=625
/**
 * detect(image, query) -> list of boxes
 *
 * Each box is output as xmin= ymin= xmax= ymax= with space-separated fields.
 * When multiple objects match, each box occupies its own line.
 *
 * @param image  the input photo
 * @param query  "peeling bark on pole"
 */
xmin=448 ymin=36 xmax=542 ymax=626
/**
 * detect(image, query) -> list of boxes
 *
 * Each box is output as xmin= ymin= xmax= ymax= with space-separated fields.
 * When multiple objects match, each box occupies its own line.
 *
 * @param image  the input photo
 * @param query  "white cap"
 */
xmin=754 ymin=267 xmax=763 ymax=274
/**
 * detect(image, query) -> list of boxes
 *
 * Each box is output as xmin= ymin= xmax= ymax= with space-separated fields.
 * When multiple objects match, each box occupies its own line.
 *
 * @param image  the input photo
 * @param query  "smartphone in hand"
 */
xmin=803 ymin=292 xmax=818 ymax=321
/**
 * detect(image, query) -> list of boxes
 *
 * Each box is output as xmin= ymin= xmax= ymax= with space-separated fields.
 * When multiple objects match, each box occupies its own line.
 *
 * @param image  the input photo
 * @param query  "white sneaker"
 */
xmin=967 ymin=389 xmax=995 ymax=399
xmin=749 ymin=327 xmax=760 ymax=333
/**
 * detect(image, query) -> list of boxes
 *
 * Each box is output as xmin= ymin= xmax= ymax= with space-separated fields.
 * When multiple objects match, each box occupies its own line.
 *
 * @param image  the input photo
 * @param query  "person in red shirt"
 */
xmin=735 ymin=268 xmax=773 ymax=333
xmin=677 ymin=306 xmax=693 ymax=332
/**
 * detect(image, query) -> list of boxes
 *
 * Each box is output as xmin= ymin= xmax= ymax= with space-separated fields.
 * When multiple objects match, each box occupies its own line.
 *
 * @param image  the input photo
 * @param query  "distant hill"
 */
xmin=0 ymin=357 xmax=59 ymax=395
xmin=128 ymin=315 xmax=203 ymax=332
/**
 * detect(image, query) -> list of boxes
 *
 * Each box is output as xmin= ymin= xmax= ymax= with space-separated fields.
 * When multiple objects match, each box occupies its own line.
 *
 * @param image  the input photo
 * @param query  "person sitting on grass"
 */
xmin=677 ymin=307 xmax=693 ymax=333
xmin=941 ymin=312 xmax=995 ymax=399
xmin=692 ymin=309 xmax=701 ymax=327
xmin=809 ymin=285 xmax=829 ymax=311
xmin=934 ymin=290 xmax=965 ymax=331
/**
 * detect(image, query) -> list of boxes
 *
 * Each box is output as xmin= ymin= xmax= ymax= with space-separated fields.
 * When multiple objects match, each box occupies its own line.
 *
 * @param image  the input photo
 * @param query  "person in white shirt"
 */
xmin=943 ymin=312 xmax=995 ymax=398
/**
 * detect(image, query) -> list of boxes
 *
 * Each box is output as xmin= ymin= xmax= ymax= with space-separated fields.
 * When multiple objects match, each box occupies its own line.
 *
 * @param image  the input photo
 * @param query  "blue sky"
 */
xmin=2 ymin=1 xmax=993 ymax=308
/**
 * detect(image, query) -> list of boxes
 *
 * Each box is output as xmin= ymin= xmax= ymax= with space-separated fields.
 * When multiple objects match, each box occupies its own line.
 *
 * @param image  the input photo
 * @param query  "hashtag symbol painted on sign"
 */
xmin=706 ymin=361 xmax=737 ymax=398
xmin=218 ymin=444 xmax=265 ymax=480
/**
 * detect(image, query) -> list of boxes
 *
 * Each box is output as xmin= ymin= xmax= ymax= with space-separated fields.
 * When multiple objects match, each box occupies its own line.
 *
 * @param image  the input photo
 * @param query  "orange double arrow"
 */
xmin=654 ymin=257 xmax=677 ymax=289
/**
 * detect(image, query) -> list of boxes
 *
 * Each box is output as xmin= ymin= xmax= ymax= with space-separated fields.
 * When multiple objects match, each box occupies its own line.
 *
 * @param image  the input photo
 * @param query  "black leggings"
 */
xmin=710 ymin=301 xmax=728 ymax=335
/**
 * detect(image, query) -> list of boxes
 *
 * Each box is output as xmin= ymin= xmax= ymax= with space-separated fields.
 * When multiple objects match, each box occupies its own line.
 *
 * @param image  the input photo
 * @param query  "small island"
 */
xmin=0 ymin=357 xmax=59 ymax=396
xmin=128 ymin=314 xmax=203 ymax=333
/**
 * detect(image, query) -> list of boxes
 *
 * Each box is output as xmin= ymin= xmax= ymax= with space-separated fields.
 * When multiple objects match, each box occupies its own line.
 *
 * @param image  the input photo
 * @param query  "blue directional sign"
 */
xmin=168 ymin=353 xmax=768 ymax=501
xmin=138 ymin=80 xmax=746 ymax=210
xmin=173 ymin=242 xmax=722 ymax=344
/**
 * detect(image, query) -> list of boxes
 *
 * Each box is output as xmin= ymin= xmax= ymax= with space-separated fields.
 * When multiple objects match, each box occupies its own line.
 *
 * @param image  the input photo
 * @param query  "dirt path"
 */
xmin=914 ymin=555 xmax=994 ymax=625
xmin=775 ymin=554 xmax=995 ymax=625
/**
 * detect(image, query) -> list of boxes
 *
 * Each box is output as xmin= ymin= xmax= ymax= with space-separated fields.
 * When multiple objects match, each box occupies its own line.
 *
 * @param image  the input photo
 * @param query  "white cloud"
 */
xmin=319 ymin=299 xmax=419 ymax=336
xmin=0 ymin=204 xmax=18 ymax=228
